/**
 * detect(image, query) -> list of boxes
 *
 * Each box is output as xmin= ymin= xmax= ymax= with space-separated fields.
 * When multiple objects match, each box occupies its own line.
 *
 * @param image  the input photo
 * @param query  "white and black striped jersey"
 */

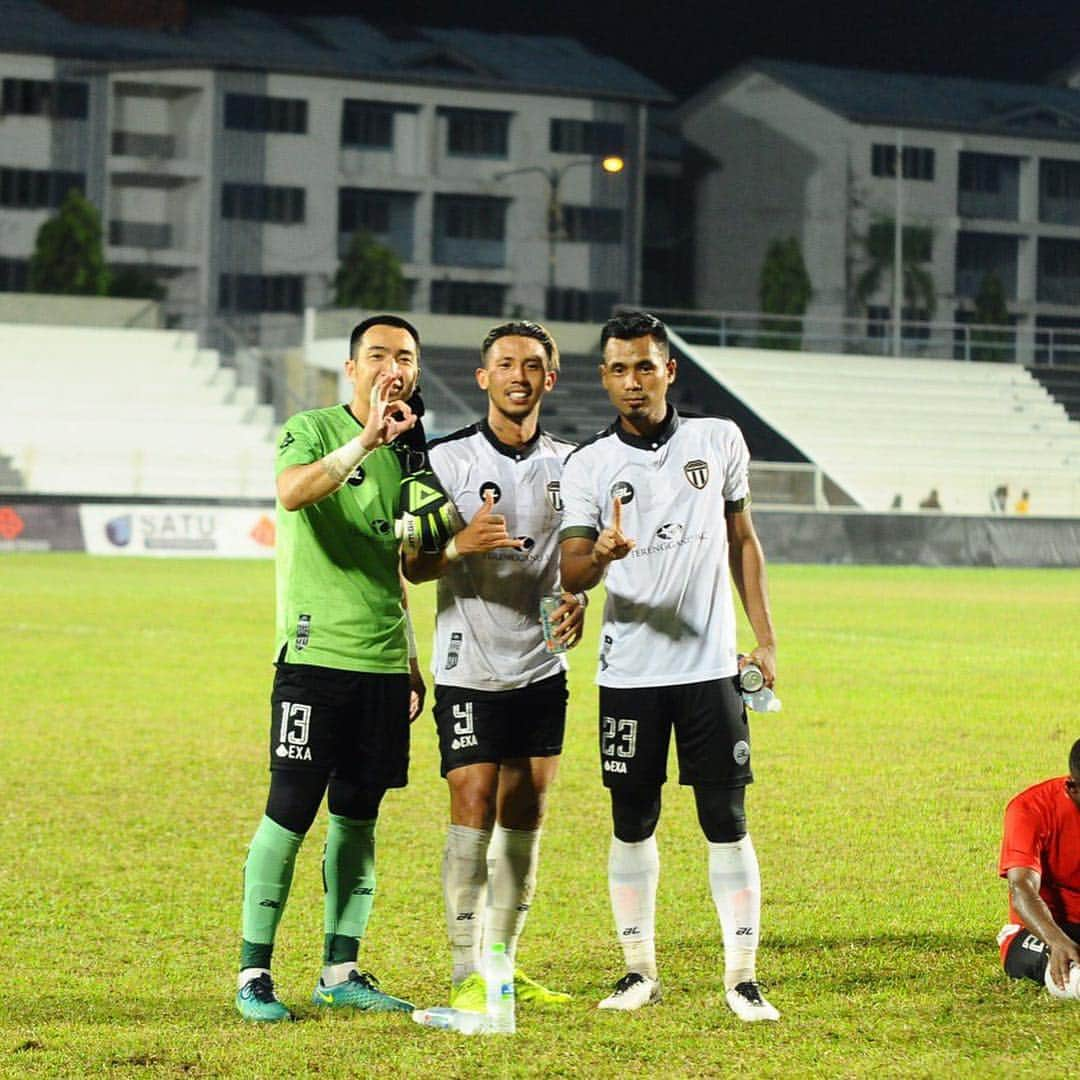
xmin=559 ymin=407 xmax=751 ymax=688
xmin=428 ymin=419 xmax=576 ymax=690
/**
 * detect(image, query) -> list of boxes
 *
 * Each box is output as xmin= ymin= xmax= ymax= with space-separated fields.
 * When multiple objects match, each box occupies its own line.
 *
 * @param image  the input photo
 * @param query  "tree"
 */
xmin=971 ymin=271 xmax=1012 ymax=362
xmin=854 ymin=219 xmax=937 ymax=327
xmin=28 ymin=188 xmax=109 ymax=296
xmin=333 ymin=230 xmax=408 ymax=309
xmin=757 ymin=237 xmax=812 ymax=350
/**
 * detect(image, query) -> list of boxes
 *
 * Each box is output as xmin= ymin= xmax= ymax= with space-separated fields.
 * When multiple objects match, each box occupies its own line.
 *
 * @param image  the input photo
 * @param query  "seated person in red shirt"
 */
xmin=997 ymin=738 xmax=1080 ymax=999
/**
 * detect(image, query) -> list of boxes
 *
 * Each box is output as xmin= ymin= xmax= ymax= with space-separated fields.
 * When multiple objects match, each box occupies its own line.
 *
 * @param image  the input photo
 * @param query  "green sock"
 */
xmin=240 ymin=815 xmax=304 ymax=970
xmin=322 ymin=815 xmax=377 ymax=963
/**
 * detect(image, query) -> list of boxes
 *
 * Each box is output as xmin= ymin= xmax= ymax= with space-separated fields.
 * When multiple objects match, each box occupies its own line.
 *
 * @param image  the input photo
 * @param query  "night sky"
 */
xmin=223 ymin=0 xmax=1080 ymax=99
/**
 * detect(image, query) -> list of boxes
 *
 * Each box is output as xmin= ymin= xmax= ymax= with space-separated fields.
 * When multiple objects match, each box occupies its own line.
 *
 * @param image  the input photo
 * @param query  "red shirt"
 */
xmin=999 ymin=777 xmax=1080 ymax=926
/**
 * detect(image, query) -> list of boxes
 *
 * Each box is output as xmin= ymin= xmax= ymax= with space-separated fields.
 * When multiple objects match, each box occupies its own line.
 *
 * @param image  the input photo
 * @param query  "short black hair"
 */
xmin=350 ymin=314 xmax=420 ymax=357
xmin=481 ymin=320 xmax=560 ymax=372
xmin=600 ymin=310 xmax=669 ymax=354
xmin=1070 ymin=737 xmax=1080 ymax=777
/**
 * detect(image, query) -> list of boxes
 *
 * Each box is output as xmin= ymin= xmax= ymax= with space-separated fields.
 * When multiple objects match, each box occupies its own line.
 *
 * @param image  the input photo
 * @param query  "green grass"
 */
xmin=0 ymin=555 xmax=1077 ymax=1077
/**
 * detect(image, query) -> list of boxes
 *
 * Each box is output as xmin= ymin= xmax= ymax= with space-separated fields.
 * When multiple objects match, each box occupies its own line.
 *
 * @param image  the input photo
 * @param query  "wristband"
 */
xmin=444 ymin=536 xmax=462 ymax=562
xmin=323 ymin=436 xmax=372 ymax=486
xmin=404 ymin=609 xmax=418 ymax=660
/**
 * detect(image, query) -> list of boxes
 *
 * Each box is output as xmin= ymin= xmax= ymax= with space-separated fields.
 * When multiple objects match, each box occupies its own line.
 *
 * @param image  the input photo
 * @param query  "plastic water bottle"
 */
xmin=485 ymin=942 xmax=515 ymax=1034
xmin=411 ymin=1006 xmax=488 ymax=1035
xmin=738 ymin=661 xmax=782 ymax=713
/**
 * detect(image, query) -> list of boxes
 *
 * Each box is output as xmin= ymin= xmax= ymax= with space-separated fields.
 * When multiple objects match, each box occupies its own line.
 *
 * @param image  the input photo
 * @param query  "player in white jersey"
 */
xmin=560 ymin=311 xmax=781 ymax=1023
xmin=403 ymin=321 xmax=584 ymax=1012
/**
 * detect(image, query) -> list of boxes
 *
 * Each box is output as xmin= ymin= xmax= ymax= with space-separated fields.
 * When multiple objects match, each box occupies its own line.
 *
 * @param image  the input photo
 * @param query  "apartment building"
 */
xmin=0 ymin=1 xmax=667 ymax=336
xmin=678 ymin=59 xmax=1080 ymax=352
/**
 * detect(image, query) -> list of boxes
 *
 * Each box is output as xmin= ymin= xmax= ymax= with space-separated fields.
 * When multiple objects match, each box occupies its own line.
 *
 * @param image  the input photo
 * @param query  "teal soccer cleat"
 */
xmin=236 ymin=972 xmax=294 ymax=1023
xmin=311 ymin=970 xmax=414 ymax=1012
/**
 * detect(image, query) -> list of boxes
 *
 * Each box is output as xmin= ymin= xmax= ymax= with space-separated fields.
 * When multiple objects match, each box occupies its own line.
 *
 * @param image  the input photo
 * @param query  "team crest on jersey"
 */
xmin=684 ymin=459 xmax=709 ymax=489
xmin=610 ymin=481 xmax=635 ymax=505
xmin=479 ymin=481 xmax=502 ymax=504
xmin=516 ymin=536 xmax=535 ymax=551
xmin=546 ymin=480 xmax=563 ymax=512
xmin=346 ymin=465 xmax=365 ymax=486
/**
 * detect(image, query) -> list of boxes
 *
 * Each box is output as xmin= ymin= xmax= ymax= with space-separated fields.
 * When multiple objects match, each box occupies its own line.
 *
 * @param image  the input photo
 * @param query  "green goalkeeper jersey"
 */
xmin=274 ymin=404 xmax=407 ymax=673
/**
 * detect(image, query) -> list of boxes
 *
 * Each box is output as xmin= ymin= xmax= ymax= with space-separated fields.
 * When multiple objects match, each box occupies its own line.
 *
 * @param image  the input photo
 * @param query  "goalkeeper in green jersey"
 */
xmin=235 ymin=314 xmax=452 ymax=1022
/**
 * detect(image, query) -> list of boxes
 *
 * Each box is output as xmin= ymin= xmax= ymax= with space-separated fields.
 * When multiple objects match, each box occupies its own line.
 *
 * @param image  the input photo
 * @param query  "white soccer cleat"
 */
xmin=725 ymin=980 xmax=780 ymax=1022
xmin=597 ymin=972 xmax=662 ymax=1011
xmin=1043 ymin=961 xmax=1080 ymax=1000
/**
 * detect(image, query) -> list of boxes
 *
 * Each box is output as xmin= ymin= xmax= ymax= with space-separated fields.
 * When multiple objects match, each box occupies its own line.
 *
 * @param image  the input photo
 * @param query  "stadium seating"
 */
xmin=683 ymin=344 xmax=1080 ymax=516
xmin=0 ymin=323 xmax=276 ymax=497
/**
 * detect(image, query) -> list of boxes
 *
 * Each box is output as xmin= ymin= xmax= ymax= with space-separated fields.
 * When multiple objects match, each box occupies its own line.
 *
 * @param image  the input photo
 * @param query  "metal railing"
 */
xmin=646 ymin=306 xmax=1080 ymax=366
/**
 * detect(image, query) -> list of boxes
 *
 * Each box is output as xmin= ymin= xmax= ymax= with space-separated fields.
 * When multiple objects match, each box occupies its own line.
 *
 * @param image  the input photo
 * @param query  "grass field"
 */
xmin=1 ymin=554 xmax=1078 ymax=1078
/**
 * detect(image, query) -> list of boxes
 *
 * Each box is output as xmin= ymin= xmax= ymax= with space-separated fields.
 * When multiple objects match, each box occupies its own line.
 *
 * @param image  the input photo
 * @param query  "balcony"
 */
xmin=109 ymin=220 xmax=173 ymax=250
xmin=111 ymin=131 xmax=176 ymax=159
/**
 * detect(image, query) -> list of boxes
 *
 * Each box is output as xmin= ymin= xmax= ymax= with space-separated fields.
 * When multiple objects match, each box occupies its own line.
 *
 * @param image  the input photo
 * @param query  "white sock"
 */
xmin=608 ymin=835 xmax=659 ymax=980
xmin=321 ymin=961 xmax=357 ymax=986
xmin=708 ymin=835 xmax=762 ymax=990
xmin=443 ymin=823 xmax=492 ymax=985
xmin=237 ymin=966 xmax=270 ymax=990
xmin=485 ymin=824 xmax=541 ymax=965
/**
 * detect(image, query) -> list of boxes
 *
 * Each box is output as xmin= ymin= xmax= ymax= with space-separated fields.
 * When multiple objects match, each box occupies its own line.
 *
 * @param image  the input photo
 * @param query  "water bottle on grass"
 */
xmin=411 ymin=1006 xmax=488 ymax=1034
xmin=485 ymin=942 xmax=515 ymax=1034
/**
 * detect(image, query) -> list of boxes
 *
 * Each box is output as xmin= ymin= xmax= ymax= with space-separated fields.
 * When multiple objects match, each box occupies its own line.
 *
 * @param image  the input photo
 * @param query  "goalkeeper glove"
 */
xmin=397 ymin=469 xmax=461 ymax=554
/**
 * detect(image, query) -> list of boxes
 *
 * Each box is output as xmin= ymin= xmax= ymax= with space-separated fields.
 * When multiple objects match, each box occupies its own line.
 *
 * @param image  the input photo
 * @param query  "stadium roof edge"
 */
xmin=676 ymin=57 xmax=1080 ymax=144
xmin=0 ymin=1 xmax=672 ymax=105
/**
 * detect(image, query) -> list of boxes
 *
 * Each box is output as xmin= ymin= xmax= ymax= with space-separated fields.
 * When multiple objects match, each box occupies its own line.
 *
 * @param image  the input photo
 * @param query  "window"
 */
xmin=219 ymin=273 xmax=303 ymax=313
xmin=433 ymin=195 xmax=507 ymax=267
xmin=442 ymin=108 xmax=510 ymax=158
xmin=338 ymin=188 xmax=416 ymax=261
xmin=545 ymin=287 xmax=619 ymax=323
xmin=1041 ymin=160 xmax=1080 ymax=200
xmin=550 ymin=119 xmax=625 ymax=156
xmin=341 ymin=100 xmax=398 ymax=148
xmin=0 ymin=168 xmax=84 ymax=209
xmin=222 ymin=183 xmax=305 ymax=224
xmin=871 ymin=143 xmax=935 ymax=181
xmin=959 ymin=153 xmax=1002 ymax=194
xmin=224 ymin=93 xmax=307 ymax=134
xmin=2 ymin=77 xmax=88 ymax=119
xmin=339 ymin=188 xmax=391 ymax=234
xmin=562 ymin=205 xmax=623 ymax=244
xmin=430 ymin=280 xmax=506 ymax=316
xmin=0 ymin=257 xmax=29 ymax=292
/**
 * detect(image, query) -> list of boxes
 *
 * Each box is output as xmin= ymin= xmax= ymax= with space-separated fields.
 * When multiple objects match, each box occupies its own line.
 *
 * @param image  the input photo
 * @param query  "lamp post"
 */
xmin=494 ymin=155 xmax=625 ymax=300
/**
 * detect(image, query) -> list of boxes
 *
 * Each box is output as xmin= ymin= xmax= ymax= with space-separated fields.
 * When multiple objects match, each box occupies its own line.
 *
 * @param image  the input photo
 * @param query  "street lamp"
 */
xmin=494 ymin=155 xmax=625 ymax=295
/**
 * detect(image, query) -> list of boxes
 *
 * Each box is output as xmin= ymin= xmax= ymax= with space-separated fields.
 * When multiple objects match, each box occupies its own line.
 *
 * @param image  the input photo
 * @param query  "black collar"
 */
xmin=612 ymin=404 xmax=680 ymax=451
xmin=343 ymin=403 xmax=363 ymax=428
xmin=479 ymin=417 xmax=542 ymax=461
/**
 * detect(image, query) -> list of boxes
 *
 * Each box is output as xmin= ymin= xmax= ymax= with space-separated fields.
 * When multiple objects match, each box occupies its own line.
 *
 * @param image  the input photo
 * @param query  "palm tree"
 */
xmin=855 ymin=218 xmax=937 ymax=327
